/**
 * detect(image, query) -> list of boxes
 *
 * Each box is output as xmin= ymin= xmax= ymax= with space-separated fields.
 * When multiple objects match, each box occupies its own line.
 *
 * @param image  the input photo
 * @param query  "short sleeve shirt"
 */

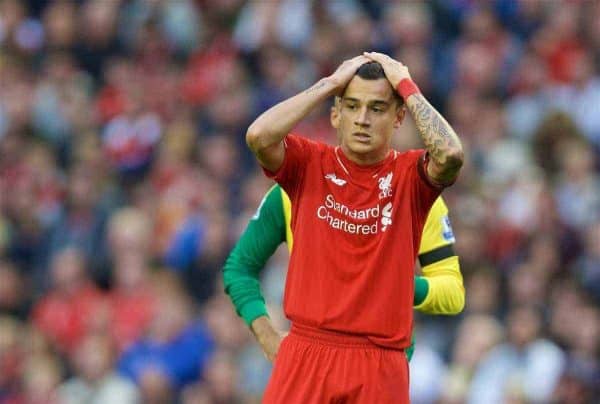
xmin=263 ymin=134 xmax=443 ymax=349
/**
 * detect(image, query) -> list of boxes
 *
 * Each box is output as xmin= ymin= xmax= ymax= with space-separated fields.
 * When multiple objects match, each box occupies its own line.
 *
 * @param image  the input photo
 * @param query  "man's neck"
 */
xmin=340 ymin=144 xmax=390 ymax=166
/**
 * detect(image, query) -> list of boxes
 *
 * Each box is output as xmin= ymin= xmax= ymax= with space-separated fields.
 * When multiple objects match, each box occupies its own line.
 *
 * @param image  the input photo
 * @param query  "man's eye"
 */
xmin=346 ymin=104 xmax=357 ymax=110
xmin=372 ymin=107 xmax=384 ymax=112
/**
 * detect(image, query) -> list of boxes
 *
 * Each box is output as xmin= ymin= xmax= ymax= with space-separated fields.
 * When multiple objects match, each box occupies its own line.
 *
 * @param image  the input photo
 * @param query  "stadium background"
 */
xmin=0 ymin=0 xmax=599 ymax=403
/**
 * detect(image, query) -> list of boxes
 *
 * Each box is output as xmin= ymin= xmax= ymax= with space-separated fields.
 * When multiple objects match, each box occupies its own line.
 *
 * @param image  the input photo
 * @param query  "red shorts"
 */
xmin=263 ymin=323 xmax=409 ymax=404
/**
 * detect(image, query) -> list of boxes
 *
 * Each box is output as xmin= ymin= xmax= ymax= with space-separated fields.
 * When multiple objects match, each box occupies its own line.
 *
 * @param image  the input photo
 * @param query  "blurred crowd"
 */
xmin=0 ymin=0 xmax=599 ymax=403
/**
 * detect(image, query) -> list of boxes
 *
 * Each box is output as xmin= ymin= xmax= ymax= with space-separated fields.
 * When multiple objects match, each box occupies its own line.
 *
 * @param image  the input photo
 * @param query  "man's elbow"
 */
xmin=444 ymin=148 xmax=464 ymax=172
xmin=449 ymin=285 xmax=466 ymax=314
xmin=246 ymin=124 xmax=270 ymax=153
xmin=435 ymin=148 xmax=464 ymax=184
xmin=246 ymin=126 xmax=260 ymax=152
xmin=444 ymin=273 xmax=466 ymax=314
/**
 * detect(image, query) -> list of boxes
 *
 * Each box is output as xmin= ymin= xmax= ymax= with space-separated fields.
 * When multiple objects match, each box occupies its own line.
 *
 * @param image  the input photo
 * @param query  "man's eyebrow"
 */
xmin=370 ymin=100 xmax=390 ymax=106
xmin=341 ymin=97 xmax=391 ymax=105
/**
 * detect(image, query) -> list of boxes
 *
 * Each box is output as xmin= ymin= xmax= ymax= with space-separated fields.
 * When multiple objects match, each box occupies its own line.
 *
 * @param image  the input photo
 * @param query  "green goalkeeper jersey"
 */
xmin=224 ymin=184 xmax=464 ymax=360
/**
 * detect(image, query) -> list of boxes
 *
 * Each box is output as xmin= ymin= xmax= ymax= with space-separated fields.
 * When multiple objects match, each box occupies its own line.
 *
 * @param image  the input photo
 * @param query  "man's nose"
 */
xmin=355 ymin=106 xmax=370 ymax=127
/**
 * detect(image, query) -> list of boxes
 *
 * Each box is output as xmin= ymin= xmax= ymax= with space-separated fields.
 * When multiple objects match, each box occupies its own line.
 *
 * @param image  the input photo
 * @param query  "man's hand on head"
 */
xmin=327 ymin=55 xmax=371 ymax=95
xmin=363 ymin=52 xmax=412 ymax=88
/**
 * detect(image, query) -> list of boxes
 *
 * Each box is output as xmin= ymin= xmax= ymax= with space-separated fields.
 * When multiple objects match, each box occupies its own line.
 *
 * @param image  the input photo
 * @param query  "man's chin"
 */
xmin=348 ymin=142 xmax=375 ymax=155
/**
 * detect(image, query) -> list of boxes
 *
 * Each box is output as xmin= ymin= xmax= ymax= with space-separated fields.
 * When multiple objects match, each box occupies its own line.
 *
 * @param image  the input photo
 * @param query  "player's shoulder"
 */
xmin=265 ymin=183 xmax=282 ymax=198
xmin=276 ymin=184 xmax=291 ymax=206
xmin=255 ymin=184 xmax=286 ymax=218
xmin=392 ymin=148 xmax=426 ymax=168
xmin=286 ymin=133 xmax=329 ymax=152
xmin=429 ymin=196 xmax=449 ymax=216
xmin=422 ymin=196 xmax=455 ymax=245
xmin=393 ymin=148 xmax=424 ymax=160
xmin=265 ymin=184 xmax=291 ymax=212
xmin=285 ymin=134 xmax=335 ymax=173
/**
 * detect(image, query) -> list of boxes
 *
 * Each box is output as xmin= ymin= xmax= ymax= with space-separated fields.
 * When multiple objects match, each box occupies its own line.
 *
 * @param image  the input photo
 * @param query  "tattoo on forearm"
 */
xmin=408 ymin=94 xmax=461 ymax=165
xmin=304 ymin=80 xmax=326 ymax=94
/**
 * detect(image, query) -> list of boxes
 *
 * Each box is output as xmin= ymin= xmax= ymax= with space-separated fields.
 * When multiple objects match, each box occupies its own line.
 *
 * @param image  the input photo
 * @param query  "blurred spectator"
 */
xmin=552 ymin=356 xmax=599 ymax=404
xmin=439 ymin=314 xmax=504 ymax=404
xmin=549 ymin=52 xmax=600 ymax=149
xmin=202 ymin=291 xmax=249 ymax=353
xmin=165 ymin=187 xmax=231 ymax=302
xmin=253 ymin=46 xmax=308 ymax=112
xmin=554 ymin=139 xmax=600 ymax=229
xmin=505 ymin=51 xmax=550 ymax=140
xmin=73 ymin=0 xmax=122 ymax=80
xmin=102 ymin=94 xmax=162 ymax=179
xmin=31 ymin=246 xmax=103 ymax=354
xmin=182 ymin=350 xmax=243 ymax=404
xmin=531 ymin=110 xmax=586 ymax=179
xmin=0 ymin=316 xmax=24 ymax=402
xmin=0 ymin=260 xmax=30 ymax=319
xmin=42 ymin=0 xmax=77 ymax=51
xmin=532 ymin=2 xmax=585 ymax=85
xmin=575 ymin=220 xmax=600 ymax=300
xmin=41 ymin=162 xmax=110 ymax=280
xmin=59 ymin=333 xmax=140 ymax=404
xmin=507 ymin=261 xmax=549 ymax=309
xmin=20 ymin=352 xmax=62 ymax=404
xmin=233 ymin=0 xmax=312 ymax=52
xmin=464 ymin=268 xmax=501 ymax=315
xmin=551 ymin=299 xmax=600 ymax=403
xmin=106 ymin=208 xmax=156 ymax=352
xmin=409 ymin=337 xmax=446 ymax=404
xmin=467 ymin=306 xmax=565 ymax=404
xmin=118 ymin=272 xmax=214 ymax=401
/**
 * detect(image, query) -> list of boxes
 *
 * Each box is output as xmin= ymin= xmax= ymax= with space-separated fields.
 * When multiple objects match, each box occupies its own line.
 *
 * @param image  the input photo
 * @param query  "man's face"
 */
xmin=331 ymin=76 xmax=404 ymax=163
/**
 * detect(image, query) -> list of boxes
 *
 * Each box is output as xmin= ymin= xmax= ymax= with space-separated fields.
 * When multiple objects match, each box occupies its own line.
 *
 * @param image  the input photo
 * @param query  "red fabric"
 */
xmin=263 ymin=323 xmax=409 ymax=403
xmin=96 ymin=85 xmax=128 ymax=122
xmin=396 ymin=78 xmax=421 ymax=100
xmin=263 ymin=135 xmax=442 ymax=350
xmin=108 ymin=290 xmax=155 ymax=352
xmin=32 ymin=285 xmax=104 ymax=353
xmin=181 ymin=36 xmax=238 ymax=106
xmin=544 ymin=39 xmax=586 ymax=84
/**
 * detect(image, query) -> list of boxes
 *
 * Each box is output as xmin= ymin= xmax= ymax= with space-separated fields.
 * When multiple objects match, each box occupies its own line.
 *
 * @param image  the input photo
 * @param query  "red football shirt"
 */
xmin=264 ymin=134 xmax=444 ymax=350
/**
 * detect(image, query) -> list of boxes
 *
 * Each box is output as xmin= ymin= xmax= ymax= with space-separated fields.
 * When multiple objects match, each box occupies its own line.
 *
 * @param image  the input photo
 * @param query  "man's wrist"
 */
xmin=321 ymin=76 xmax=347 ymax=96
xmin=251 ymin=316 xmax=278 ymax=343
xmin=396 ymin=78 xmax=421 ymax=101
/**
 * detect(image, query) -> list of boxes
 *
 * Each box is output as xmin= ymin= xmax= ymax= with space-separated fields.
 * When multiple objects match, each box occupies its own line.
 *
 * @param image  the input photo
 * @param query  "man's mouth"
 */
xmin=353 ymin=132 xmax=371 ymax=142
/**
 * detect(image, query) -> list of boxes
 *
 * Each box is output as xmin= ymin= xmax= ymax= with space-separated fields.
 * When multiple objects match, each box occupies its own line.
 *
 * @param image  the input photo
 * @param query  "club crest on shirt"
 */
xmin=378 ymin=172 xmax=393 ymax=199
xmin=325 ymin=173 xmax=347 ymax=186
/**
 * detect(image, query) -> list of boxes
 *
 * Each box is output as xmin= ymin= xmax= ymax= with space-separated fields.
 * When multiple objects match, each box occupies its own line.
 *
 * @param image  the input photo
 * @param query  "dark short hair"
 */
xmin=350 ymin=62 xmax=403 ymax=106
xmin=356 ymin=62 xmax=386 ymax=80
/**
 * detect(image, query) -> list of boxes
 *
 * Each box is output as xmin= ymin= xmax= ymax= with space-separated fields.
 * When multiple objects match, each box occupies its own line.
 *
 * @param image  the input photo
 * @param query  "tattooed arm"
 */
xmin=405 ymin=94 xmax=464 ymax=185
xmin=247 ymin=55 xmax=370 ymax=172
xmin=364 ymin=52 xmax=464 ymax=185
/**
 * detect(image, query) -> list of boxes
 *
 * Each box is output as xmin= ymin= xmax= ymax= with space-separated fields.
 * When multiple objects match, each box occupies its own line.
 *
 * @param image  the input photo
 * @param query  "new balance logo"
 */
xmin=378 ymin=172 xmax=393 ymax=199
xmin=325 ymin=173 xmax=347 ymax=186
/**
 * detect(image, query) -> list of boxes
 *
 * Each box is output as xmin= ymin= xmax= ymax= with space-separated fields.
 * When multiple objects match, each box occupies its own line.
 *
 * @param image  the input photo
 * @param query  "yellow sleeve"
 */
xmin=415 ymin=197 xmax=465 ymax=315
xmin=281 ymin=188 xmax=293 ymax=252
xmin=418 ymin=197 xmax=455 ymax=254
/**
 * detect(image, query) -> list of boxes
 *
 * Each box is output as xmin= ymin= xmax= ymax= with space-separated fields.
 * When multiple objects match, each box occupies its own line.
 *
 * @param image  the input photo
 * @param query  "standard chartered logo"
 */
xmin=316 ymin=194 xmax=392 ymax=235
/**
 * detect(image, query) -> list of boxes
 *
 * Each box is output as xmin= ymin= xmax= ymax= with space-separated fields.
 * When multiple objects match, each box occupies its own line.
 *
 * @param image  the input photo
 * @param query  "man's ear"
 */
xmin=330 ymin=98 xmax=341 ymax=129
xmin=394 ymin=105 xmax=406 ymax=129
